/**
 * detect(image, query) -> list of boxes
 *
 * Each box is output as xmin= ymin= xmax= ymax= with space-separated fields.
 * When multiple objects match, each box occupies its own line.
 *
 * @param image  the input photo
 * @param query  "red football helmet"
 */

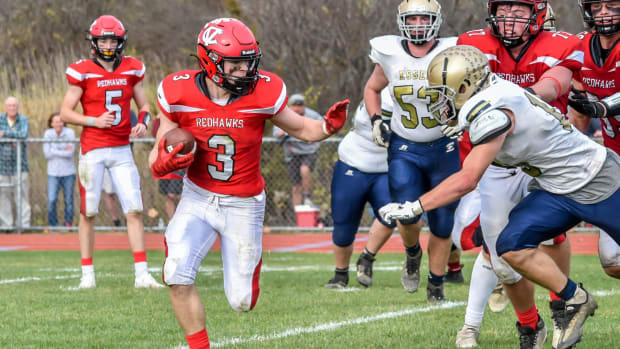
xmin=196 ymin=18 xmax=262 ymax=96
xmin=87 ymin=15 xmax=127 ymax=62
xmin=487 ymin=0 xmax=548 ymax=48
xmin=579 ymin=0 xmax=620 ymax=35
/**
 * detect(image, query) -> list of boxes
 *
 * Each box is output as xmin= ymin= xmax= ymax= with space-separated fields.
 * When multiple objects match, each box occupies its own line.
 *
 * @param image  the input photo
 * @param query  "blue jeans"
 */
xmin=47 ymin=175 xmax=75 ymax=226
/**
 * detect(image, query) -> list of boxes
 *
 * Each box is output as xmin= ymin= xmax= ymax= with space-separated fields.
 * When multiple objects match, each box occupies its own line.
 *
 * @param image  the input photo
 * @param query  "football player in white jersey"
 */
xmin=325 ymin=88 xmax=396 ymax=289
xmin=363 ymin=0 xmax=459 ymax=302
xmin=381 ymin=45 xmax=620 ymax=349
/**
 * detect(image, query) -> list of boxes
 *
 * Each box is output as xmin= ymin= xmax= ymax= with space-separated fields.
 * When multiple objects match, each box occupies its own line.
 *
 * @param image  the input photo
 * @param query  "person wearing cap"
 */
xmin=273 ymin=93 xmax=323 ymax=207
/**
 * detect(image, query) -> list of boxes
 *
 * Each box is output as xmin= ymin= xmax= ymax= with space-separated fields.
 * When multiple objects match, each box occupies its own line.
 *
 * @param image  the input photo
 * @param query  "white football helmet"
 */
xmin=397 ymin=0 xmax=443 ymax=44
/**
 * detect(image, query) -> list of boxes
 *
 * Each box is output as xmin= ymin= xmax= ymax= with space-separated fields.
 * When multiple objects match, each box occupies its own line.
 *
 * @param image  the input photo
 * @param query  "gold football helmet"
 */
xmin=544 ymin=3 xmax=556 ymax=31
xmin=426 ymin=45 xmax=492 ymax=124
xmin=397 ymin=0 xmax=443 ymax=44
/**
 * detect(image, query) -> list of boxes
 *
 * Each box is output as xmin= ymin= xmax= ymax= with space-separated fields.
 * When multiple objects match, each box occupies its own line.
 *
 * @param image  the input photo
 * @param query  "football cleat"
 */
xmin=134 ymin=272 xmax=165 ymax=289
xmin=488 ymin=282 xmax=510 ymax=312
xmin=455 ymin=324 xmax=480 ymax=348
xmin=445 ymin=265 xmax=465 ymax=284
xmin=427 ymin=282 xmax=446 ymax=303
xmin=324 ymin=276 xmax=348 ymax=289
xmin=78 ymin=273 xmax=96 ymax=289
xmin=516 ymin=316 xmax=547 ymax=349
xmin=550 ymin=300 xmax=566 ymax=349
xmin=555 ymin=284 xmax=597 ymax=349
xmin=356 ymin=251 xmax=375 ymax=287
xmin=401 ymin=249 xmax=422 ymax=293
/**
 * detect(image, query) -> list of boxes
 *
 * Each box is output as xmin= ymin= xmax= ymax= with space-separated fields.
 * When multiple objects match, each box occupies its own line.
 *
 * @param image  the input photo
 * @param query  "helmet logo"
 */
xmin=202 ymin=27 xmax=224 ymax=46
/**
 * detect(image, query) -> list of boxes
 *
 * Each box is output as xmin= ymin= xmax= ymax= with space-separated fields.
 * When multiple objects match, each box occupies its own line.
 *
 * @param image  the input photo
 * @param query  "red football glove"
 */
xmin=322 ymin=99 xmax=350 ymax=135
xmin=151 ymin=137 xmax=195 ymax=178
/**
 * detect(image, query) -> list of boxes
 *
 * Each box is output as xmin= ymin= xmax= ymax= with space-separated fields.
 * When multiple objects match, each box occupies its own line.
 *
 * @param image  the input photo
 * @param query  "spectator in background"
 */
xmin=151 ymin=115 xmax=184 ymax=222
xmin=0 ymin=96 xmax=30 ymax=229
xmin=43 ymin=112 xmax=76 ymax=227
xmin=273 ymin=94 xmax=323 ymax=207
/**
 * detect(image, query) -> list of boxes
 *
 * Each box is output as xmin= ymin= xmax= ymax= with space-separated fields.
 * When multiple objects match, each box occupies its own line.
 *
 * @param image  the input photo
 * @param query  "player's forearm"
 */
xmin=288 ymin=118 xmax=328 ymax=142
xmin=532 ymin=68 xmax=572 ymax=103
xmin=568 ymin=108 xmax=590 ymax=133
xmin=60 ymin=107 xmax=92 ymax=127
xmin=363 ymin=85 xmax=382 ymax=117
xmin=419 ymin=171 xmax=477 ymax=213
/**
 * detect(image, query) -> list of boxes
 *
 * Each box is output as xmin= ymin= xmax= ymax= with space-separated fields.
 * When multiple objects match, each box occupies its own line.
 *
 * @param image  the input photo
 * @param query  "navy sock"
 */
xmin=428 ymin=271 xmax=444 ymax=286
xmin=558 ymin=279 xmax=577 ymax=301
xmin=405 ymin=243 xmax=421 ymax=256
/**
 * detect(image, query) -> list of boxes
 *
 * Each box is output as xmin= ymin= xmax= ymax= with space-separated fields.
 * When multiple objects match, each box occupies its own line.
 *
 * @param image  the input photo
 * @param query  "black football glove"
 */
xmin=568 ymin=86 xmax=607 ymax=118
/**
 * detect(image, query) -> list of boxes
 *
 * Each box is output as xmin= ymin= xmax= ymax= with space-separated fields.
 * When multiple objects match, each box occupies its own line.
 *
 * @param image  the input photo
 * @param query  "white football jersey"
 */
xmin=369 ymin=35 xmax=457 ymax=142
xmin=338 ymin=88 xmax=391 ymax=173
xmin=459 ymin=76 xmax=607 ymax=195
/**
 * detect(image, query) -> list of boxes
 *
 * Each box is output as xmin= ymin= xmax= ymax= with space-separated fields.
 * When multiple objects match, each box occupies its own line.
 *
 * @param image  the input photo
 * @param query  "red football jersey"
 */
xmin=157 ymin=70 xmax=287 ymax=197
xmin=574 ymin=32 xmax=620 ymax=155
xmin=458 ymin=29 xmax=582 ymax=115
xmin=65 ymin=56 xmax=145 ymax=154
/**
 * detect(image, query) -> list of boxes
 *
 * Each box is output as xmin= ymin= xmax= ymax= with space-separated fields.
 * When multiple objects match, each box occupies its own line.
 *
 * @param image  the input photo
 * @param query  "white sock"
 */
xmin=81 ymin=264 xmax=94 ymax=276
xmin=134 ymin=261 xmax=148 ymax=277
xmin=464 ymin=251 xmax=498 ymax=328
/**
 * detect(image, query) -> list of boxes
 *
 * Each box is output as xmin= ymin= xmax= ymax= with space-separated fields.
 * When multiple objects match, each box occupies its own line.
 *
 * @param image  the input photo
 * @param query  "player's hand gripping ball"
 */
xmin=151 ymin=128 xmax=196 ymax=178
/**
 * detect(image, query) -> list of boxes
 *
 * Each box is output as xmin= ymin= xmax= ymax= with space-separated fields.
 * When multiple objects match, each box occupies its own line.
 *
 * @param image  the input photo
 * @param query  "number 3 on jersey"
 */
xmin=208 ymin=135 xmax=235 ymax=181
xmin=394 ymin=86 xmax=440 ymax=129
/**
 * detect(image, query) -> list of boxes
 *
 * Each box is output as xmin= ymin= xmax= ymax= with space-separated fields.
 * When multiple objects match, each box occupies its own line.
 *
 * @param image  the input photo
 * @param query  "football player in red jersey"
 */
xmin=148 ymin=18 xmax=348 ymax=349
xmin=569 ymin=0 xmax=620 ymax=281
xmin=451 ymin=1 xmax=584 ymax=348
xmin=60 ymin=15 xmax=163 ymax=290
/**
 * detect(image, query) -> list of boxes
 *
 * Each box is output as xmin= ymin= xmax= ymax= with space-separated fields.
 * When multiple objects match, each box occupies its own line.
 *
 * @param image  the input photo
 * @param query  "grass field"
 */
xmin=0 ymin=250 xmax=617 ymax=348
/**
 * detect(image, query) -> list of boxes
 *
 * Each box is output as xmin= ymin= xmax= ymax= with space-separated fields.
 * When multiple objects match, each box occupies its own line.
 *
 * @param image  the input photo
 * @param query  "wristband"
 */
xmin=322 ymin=121 xmax=331 ymax=135
xmin=539 ymin=76 xmax=563 ymax=96
xmin=371 ymin=114 xmax=382 ymax=124
xmin=138 ymin=111 xmax=151 ymax=126
xmin=86 ymin=117 xmax=96 ymax=127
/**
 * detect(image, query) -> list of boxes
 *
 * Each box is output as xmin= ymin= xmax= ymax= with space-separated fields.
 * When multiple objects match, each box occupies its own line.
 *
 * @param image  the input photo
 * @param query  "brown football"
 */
xmin=164 ymin=128 xmax=196 ymax=155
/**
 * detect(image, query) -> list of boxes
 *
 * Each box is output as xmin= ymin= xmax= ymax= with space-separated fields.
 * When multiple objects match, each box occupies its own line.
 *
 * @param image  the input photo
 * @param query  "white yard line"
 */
xmin=208 ymin=301 xmax=465 ymax=348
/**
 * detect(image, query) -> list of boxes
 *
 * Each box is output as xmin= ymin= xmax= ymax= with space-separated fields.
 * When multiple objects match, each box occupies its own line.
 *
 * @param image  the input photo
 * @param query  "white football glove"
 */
xmin=371 ymin=114 xmax=391 ymax=148
xmin=440 ymin=124 xmax=464 ymax=140
xmin=379 ymin=200 xmax=424 ymax=224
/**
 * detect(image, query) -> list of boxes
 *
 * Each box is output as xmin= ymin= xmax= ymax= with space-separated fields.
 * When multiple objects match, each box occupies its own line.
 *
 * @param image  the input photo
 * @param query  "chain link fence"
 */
xmin=1 ymin=136 xmax=603 ymax=234
xmin=2 ymin=137 xmax=375 ymax=233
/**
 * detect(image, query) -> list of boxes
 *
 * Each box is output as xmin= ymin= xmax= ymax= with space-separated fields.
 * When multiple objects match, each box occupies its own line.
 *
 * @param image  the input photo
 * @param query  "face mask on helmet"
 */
xmin=196 ymin=18 xmax=262 ymax=96
xmin=87 ymin=15 xmax=127 ymax=62
xmin=426 ymin=46 xmax=492 ymax=125
xmin=487 ymin=0 xmax=547 ymax=48
xmin=397 ymin=0 xmax=443 ymax=45
xmin=580 ymin=0 xmax=620 ymax=35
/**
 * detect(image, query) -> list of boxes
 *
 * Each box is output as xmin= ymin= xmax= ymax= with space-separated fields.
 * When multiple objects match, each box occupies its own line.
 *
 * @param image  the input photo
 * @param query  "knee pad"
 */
xmin=227 ymin=291 xmax=254 ymax=312
xmin=490 ymin=255 xmax=522 ymax=285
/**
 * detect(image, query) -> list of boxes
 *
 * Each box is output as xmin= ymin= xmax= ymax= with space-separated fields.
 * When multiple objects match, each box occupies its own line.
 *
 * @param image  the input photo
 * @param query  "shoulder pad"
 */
xmin=369 ymin=35 xmax=403 ymax=64
xmin=468 ymin=109 xmax=512 ymax=145
xmin=438 ymin=36 xmax=458 ymax=47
